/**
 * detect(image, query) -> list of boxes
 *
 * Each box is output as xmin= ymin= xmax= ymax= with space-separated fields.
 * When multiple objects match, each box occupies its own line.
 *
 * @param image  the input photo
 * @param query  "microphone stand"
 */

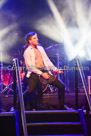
xmin=56 ymin=52 xmax=69 ymax=92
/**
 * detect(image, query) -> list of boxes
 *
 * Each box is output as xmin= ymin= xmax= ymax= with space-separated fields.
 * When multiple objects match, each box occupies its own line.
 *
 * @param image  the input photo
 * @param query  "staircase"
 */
xmin=15 ymin=109 xmax=86 ymax=136
xmin=13 ymin=58 xmax=88 ymax=136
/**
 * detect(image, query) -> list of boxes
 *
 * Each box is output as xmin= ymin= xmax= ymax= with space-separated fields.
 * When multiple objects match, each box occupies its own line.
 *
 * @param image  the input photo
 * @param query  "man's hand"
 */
xmin=55 ymin=69 xmax=63 ymax=74
xmin=41 ymin=72 xmax=50 ymax=79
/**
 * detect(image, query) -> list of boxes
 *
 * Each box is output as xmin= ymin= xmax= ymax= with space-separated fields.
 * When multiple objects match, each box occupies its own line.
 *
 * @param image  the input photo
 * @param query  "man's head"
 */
xmin=25 ymin=32 xmax=39 ymax=46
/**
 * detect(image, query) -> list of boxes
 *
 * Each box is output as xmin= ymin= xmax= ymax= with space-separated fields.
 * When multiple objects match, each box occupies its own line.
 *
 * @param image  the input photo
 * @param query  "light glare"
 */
xmin=35 ymin=0 xmax=91 ymax=60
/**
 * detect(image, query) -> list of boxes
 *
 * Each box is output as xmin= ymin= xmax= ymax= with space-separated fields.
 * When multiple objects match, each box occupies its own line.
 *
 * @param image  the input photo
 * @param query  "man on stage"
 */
xmin=23 ymin=31 xmax=65 ymax=110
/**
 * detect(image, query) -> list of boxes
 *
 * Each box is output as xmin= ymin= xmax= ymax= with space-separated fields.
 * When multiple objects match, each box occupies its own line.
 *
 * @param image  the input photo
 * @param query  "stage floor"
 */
xmin=0 ymin=92 xmax=88 ymax=112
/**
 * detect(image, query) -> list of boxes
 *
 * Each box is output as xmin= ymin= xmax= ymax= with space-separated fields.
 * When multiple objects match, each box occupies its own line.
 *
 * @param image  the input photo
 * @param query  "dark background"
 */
xmin=0 ymin=0 xmax=60 ymax=61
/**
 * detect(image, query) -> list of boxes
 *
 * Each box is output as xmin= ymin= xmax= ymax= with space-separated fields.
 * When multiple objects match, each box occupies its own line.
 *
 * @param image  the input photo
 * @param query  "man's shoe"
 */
xmin=10 ymin=107 xmax=15 ymax=112
xmin=60 ymin=105 xmax=67 ymax=110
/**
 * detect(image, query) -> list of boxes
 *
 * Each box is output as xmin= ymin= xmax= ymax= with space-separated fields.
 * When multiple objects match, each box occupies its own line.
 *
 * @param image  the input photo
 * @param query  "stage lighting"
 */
xmin=78 ymin=50 xmax=85 ymax=57
xmin=35 ymin=0 xmax=91 ymax=61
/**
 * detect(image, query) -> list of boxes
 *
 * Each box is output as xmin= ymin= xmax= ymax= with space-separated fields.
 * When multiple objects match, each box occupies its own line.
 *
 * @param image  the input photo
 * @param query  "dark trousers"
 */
xmin=23 ymin=73 xmax=43 ymax=109
xmin=23 ymin=72 xmax=65 ymax=109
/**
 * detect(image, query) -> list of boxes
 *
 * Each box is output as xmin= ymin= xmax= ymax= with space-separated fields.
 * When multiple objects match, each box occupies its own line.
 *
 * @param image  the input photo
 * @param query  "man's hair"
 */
xmin=25 ymin=32 xmax=36 ymax=44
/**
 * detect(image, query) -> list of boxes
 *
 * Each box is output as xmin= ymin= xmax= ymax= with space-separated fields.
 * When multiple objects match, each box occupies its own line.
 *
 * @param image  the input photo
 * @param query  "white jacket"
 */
xmin=23 ymin=45 xmax=57 ymax=78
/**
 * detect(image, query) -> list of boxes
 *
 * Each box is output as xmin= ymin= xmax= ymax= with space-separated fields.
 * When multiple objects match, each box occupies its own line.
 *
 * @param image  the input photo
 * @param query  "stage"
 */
xmin=0 ymin=91 xmax=91 ymax=136
xmin=0 ymin=91 xmax=88 ymax=112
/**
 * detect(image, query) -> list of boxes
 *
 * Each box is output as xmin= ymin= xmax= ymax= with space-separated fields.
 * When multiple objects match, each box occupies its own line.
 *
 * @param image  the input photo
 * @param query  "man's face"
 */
xmin=29 ymin=34 xmax=39 ymax=46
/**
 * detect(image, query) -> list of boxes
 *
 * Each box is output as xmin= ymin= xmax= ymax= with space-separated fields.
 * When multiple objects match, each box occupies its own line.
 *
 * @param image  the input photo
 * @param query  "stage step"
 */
xmin=22 ymin=110 xmax=84 ymax=135
xmin=26 ymin=121 xmax=81 ymax=126
xmin=0 ymin=110 xmax=87 ymax=136
xmin=0 ymin=112 xmax=17 ymax=136
xmin=25 ymin=110 xmax=82 ymax=123
xmin=28 ymin=135 xmax=84 ymax=136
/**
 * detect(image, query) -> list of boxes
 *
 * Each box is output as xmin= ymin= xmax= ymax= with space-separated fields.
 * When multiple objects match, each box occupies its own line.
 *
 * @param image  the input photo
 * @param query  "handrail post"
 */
xmin=76 ymin=58 xmax=91 ymax=111
xmin=13 ymin=63 xmax=16 ymax=110
xmin=13 ymin=58 xmax=28 ymax=136
xmin=75 ymin=59 xmax=79 ymax=109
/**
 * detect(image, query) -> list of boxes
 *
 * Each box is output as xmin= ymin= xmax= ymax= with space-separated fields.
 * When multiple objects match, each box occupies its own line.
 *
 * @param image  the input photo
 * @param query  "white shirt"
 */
xmin=23 ymin=45 xmax=57 ymax=78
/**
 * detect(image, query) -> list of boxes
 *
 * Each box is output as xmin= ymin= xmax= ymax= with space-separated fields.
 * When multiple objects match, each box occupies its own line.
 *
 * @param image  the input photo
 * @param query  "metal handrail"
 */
xmin=76 ymin=58 xmax=91 ymax=111
xmin=13 ymin=58 xmax=28 ymax=136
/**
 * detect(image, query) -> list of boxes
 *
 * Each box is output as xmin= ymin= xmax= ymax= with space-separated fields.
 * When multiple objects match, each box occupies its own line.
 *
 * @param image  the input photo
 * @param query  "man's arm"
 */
xmin=41 ymin=46 xmax=63 ymax=74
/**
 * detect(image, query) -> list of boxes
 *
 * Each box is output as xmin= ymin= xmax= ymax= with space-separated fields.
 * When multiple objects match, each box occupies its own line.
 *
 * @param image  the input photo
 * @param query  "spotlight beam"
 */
xmin=47 ymin=0 xmax=91 ymax=60
xmin=0 ymin=0 xmax=8 ymax=8
xmin=47 ymin=0 xmax=77 ymax=59
xmin=35 ymin=0 xmax=91 ymax=60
